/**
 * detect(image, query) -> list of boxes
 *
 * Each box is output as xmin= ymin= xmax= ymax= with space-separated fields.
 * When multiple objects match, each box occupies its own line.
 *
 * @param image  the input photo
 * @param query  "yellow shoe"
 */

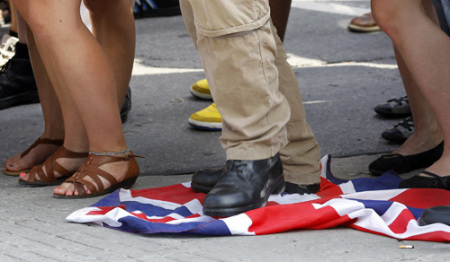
xmin=190 ymin=79 xmax=212 ymax=100
xmin=188 ymin=103 xmax=222 ymax=131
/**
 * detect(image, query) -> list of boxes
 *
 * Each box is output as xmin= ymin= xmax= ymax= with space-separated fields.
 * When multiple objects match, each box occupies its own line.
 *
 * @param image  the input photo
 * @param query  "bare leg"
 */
xmin=4 ymin=13 xmax=65 ymax=173
xmin=392 ymin=47 xmax=442 ymax=157
xmin=13 ymin=0 xmax=131 ymax=196
xmin=269 ymin=0 xmax=291 ymax=41
xmin=9 ymin=1 xmax=17 ymax=34
xmin=84 ymin=0 xmax=135 ymax=107
xmin=372 ymin=0 xmax=450 ymax=177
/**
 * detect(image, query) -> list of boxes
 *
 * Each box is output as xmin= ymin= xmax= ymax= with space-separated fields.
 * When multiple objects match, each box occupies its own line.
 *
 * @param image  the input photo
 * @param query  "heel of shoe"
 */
xmin=121 ymin=176 xmax=138 ymax=189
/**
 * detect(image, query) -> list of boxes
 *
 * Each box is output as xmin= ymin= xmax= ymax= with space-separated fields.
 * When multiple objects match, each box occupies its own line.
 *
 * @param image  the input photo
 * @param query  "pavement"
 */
xmin=0 ymin=1 xmax=448 ymax=261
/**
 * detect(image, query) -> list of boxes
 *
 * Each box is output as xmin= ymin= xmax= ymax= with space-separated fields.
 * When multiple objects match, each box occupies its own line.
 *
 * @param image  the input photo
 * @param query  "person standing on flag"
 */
xmin=179 ymin=0 xmax=322 ymax=217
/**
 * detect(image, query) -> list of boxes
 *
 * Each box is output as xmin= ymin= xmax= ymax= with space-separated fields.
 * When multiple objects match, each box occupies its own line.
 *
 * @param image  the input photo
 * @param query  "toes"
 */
xmin=19 ymin=172 xmax=30 ymax=181
xmin=54 ymin=183 xmax=78 ymax=197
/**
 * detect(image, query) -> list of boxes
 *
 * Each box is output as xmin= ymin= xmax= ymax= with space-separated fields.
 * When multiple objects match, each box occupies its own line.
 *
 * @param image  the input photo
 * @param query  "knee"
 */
xmin=371 ymin=5 xmax=400 ymax=37
xmin=22 ymin=11 xmax=53 ymax=40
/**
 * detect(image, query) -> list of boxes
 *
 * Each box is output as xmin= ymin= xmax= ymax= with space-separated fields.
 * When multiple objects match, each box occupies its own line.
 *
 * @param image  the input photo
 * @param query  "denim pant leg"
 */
xmin=434 ymin=0 xmax=450 ymax=36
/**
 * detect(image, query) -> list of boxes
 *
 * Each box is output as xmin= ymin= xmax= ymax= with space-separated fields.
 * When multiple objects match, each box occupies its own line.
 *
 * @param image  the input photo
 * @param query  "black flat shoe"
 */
xmin=399 ymin=171 xmax=450 ymax=190
xmin=419 ymin=205 xmax=450 ymax=226
xmin=368 ymin=142 xmax=443 ymax=176
xmin=202 ymin=153 xmax=285 ymax=217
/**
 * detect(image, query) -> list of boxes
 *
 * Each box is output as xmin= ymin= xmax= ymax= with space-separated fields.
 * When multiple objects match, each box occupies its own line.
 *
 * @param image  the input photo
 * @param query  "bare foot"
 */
xmin=419 ymin=155 xmax=450 ymax=178
xmin=4 ymin=138 xmax=63 ymax=175
xmin=54 ymin=152 xmax=139 ymax=197
xmin=18 ymin=147 xmax=87 ymax=185
xmin=393 ymin=133 xmax=442 ymax=156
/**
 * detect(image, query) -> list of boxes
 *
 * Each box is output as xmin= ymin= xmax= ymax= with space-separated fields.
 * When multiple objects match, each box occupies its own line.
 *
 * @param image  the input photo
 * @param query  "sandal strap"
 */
xmin=63 ymin=152 xmax=141 ymax=196
xmin=20 ymin=137 xmax=64 ymax=158
xmin=27 ymin=147 xmax=88 ymax=183
xmin=421 ymin=170 xmax=440 ymax=178
xmin=421 ymin=170 xmax=448 ymax=186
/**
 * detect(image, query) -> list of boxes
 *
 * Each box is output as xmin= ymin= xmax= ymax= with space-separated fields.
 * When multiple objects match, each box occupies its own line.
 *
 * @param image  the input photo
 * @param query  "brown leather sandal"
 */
xmin=3 ymin=137 xmax=64 ymax=176
xmin=53 ymin=151 xmax=142 ymax=199
xmin=18 ymin=146 xmax=88 ymax=187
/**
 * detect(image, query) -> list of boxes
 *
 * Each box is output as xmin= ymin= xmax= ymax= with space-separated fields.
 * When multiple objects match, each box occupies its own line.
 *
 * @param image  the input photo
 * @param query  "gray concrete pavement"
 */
xmin=0 ymin=1 xmax=448 ymax=261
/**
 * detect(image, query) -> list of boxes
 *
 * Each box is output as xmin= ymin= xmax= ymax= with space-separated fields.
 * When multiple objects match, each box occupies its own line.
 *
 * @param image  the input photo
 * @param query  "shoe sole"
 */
xmin=347 ymin=24 xmax=381 ymax=33
xmin=189 ymin=87 xmax=213 ymax=100
xmin=191 ymin=183 xmax=213 ymax=194
xmin=53 ymin=176 xmax=138 ymax=199
xmin=0 ymin=91 xmax=40 ymax=110
xmin=2 ymin=168 xmax=31 ymax=176
xmin=374 ymin=108 xmax=412 ymax=118
xmin=203 ymin=175 xmax=285 ymax=217
xmin=188 ymin=119 xmax=222 ymax=131
xmin=18 ymin=176 xmax=69 ymax=187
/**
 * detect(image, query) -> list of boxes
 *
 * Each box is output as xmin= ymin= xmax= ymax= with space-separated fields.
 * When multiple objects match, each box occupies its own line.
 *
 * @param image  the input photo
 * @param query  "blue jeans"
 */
xmin=434 ymin=0 xmax=450 ymax=36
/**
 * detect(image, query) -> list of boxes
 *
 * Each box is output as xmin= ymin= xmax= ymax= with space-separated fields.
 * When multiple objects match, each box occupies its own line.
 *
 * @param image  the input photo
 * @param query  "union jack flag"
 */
xmin=67 ymin=155 xmax=450 ymax=241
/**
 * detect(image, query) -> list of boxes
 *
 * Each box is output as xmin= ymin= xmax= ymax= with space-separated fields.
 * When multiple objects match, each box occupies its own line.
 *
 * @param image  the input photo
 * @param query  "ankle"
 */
xmin=89 ymin=149 xmax=131 ymax=157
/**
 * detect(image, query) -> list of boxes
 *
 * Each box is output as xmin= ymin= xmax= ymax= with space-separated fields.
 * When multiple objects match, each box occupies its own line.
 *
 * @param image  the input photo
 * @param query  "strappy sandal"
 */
xmin=53 ymin=150 xmax=142 ymax=199
xmin=3 ymin=137 xmax=64 ymax=176
xmin=18 ymin=147 xmax=88 ymax=187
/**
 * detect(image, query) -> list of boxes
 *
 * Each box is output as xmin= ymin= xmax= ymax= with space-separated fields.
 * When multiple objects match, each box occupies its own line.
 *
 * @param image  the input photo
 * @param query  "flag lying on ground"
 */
xmin=67 ymin=155 xmax=450 ymax=241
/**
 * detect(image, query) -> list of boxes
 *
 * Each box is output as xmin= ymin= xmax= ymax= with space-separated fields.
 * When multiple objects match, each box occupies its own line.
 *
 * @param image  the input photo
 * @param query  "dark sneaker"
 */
xmin=0 ymin=57 xmax=38 ymax=110
xmin=381 ymin=117 xmax=414 ymax=144
xmin=202 ymin=153 xmax=285 ymax=217
xmin=419 ymin=205 xmax=450 ymax=226
xmin=374 ymin=96 xmax=411 ymax=118
xmin=134 ymin=0 xmax=181 ymax=19
xmin=120 ymin=88 xmax=132 ymax=124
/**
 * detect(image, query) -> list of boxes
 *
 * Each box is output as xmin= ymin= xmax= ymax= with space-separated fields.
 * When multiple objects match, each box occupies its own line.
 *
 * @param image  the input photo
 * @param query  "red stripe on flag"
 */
xmin=389 ymin=188 xmax=450 ymax=209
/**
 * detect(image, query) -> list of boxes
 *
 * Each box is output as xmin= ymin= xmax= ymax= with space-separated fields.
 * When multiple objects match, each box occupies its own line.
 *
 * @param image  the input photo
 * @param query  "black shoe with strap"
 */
xmin=374 ymin=96 xmax=411 ymax=118
xmin=381 ymin=117 xmax=414 ymax=144
xmin=399 ymin=171 xmax=450 ymax=190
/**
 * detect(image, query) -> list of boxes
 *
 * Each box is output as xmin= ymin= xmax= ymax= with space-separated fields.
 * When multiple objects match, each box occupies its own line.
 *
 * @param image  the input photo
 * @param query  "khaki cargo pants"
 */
xmin=180 ymin=0 xmax=321 ymax=184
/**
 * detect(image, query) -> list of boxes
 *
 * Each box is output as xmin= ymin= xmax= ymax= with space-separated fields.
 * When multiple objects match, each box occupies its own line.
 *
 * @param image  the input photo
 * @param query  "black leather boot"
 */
xmin=0 ymin=57 xmax=38 ymax=110
xmin=191 ymin=166 xmax=225 ymax=193
xmin=192 ymin=166 xmax=320 ymax=194
xmin=202 ymin=153 xmax=285 ymax=217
